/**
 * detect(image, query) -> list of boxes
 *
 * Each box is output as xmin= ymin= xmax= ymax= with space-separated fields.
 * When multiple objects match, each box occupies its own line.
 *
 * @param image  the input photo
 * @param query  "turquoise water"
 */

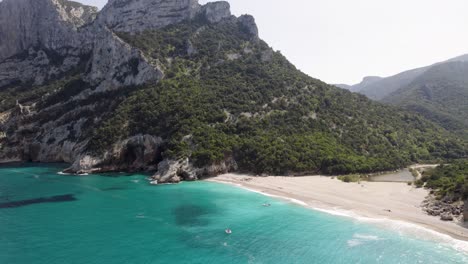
xmin=0 ymin=164 xmax=467 ymax=263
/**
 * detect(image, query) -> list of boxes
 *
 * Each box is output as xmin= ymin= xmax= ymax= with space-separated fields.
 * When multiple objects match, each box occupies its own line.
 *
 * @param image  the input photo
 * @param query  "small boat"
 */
xmin=262 ymin=203 xmax=271 ymax=207
xmin=225 ymin=229 xmax=232 ymax=234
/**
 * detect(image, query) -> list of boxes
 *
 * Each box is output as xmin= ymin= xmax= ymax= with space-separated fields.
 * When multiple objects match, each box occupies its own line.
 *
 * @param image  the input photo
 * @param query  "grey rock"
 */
xmin=464 ymin=200 xmax=468 ymax=222
xmin=201 ymin=1 xmax=231 ymax=23
xmin=97 ymin=0 xmax=201 ymax=33
xmin=187 ymin=40 xmax=197 ymax=56
xmin=86 ymin=27 xmax=163 ymax=92
xmin=261 ymin=49 xmax=274 ymax=62
xmin=0 ymin=0 xmax=97 ymax=61
xmin=65 ymin=134 xmax=163 ymax=173
xmin=440 ymin=213 xmax=454 ymax=221
xmin=0 ymin=47 xmax=84 ymax=88
xmin=238 ymin=15 xmax=259 ymax=39
xmin=151 ymin=158 xmax=197 ymax=184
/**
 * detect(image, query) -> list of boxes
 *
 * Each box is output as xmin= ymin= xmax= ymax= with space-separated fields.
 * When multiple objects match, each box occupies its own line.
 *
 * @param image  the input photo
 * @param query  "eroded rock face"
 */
xmin=150 ymin=157 xmax=238 ymax=184
xmin=0 ymin=0 xmax=258 ymax=180
xmin=98 ymin=0 xmax=201 ymax=32
xmin=86 ymin=27 xmax=163 ymax=91
xmin=0 ymin=47 xmax=86 ymax=88
xmin=65 ymin=134 xmax=163 ymax=173
xmin=201 ymin=1 xmax=231 ymax=23
xmin=0 ymin=0 xmax=97 ymax=61
xmin=238 ymin=15 xmax=259 ymax=40
xmin=151 ymin=159 xmax=196 ymax=184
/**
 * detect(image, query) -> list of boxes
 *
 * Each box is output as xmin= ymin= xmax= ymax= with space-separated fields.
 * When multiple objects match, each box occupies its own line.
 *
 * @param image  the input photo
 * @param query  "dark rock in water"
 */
xmin=0 ymin=194 xmax=77 ymax=209
xmin=173 ymin=204 xmax=213 ymax=227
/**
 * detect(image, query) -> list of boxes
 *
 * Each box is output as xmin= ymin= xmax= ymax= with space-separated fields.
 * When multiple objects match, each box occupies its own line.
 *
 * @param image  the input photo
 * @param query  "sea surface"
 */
xmin=0 ymin=164 xmax=467 ymax=264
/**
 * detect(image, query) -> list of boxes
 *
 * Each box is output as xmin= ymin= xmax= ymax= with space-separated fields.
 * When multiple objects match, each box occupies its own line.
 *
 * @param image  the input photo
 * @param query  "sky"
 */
xmin=75 ymin=0 xmax=468 ymax=84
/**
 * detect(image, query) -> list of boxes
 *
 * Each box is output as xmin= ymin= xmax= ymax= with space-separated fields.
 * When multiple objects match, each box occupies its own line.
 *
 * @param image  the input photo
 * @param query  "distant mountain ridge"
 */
xmin=338 ymin=54 xmax=468 ymax=100
xmin=337 ymin=54 xmax=468 ymax=136
xmin=383 ymin=60 xmax=468 ymax=136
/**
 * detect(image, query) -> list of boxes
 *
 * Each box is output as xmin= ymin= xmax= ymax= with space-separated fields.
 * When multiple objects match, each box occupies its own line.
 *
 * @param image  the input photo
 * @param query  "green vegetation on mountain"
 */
xmin=87 ymin=18 xmax=466 ymax=175
xmin=383 ymin=61 xmax=468 ymax=137
xmin=416 ymin=160 xmax=468 ymax=201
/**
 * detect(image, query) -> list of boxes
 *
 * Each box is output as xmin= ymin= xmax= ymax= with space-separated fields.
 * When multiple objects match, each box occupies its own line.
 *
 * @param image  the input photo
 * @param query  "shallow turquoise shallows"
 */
xmin=1 ymin=164 xmax=467 ymax=264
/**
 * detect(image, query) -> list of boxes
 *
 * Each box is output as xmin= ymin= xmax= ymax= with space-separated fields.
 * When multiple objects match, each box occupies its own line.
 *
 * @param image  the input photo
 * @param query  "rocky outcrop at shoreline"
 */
xmin=422 ymin=195 xmax=465 ymax=222
xmin=149 ymin=157 xmax=238 ymax=184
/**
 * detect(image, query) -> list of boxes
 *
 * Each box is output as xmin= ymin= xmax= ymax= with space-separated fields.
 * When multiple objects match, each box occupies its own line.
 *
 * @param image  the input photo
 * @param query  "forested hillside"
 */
xmin=88 ymin=18 xmax=466 ymax=175
xmin=383 ymin=61 xmax=468 ymax=137
xmin=0 ymin=0 xmax=466 ymax=179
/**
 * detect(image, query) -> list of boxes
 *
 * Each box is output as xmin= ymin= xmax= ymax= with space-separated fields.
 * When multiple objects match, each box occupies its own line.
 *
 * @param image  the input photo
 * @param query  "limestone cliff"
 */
xmin=97 ymin=0 xmax=201 ymax=32
xmin=0 ymin=0 xmax=255 ymax=183
xmin=0 ymin=0 xmax=97 ymax=61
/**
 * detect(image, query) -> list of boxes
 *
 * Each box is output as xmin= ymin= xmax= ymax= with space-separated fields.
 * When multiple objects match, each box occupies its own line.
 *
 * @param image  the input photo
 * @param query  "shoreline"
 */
xmin=206 ymin=173 xmax=468 ymax=247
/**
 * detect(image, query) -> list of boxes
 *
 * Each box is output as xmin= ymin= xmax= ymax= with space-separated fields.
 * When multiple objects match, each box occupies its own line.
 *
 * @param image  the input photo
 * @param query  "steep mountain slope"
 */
xmin=0 ymin=0 xmax=465 ymax=183
xmin=383 ymin=61 xmax=468 ymax=135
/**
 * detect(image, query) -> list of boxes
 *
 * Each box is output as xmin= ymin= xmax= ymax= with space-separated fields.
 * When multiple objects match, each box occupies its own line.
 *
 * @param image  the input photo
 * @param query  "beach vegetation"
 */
xmin=417 ymin=160 xmax=468 ymax=200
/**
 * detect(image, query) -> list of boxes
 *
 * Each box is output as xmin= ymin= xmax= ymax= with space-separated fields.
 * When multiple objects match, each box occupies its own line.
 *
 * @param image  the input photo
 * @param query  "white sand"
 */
xmin=207 ymin=173 xmax=468 ymax=242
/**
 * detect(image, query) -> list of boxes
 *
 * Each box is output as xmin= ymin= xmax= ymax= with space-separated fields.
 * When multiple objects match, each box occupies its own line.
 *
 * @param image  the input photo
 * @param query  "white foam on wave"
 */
xmin=347 ymin=239 xmax=363 ymax=248
xmin=57 ymin=171 xmax=88 ymax=176
xmin=235 ymin=185 xmax=308 ymax=206
xmin=217 ymin=180 xmax=468 ymax=255
xmin=347 ymin=234 xmax=384 ymax=248
xmin=353 ymin=233 xmax=382 ymax=241
xmin=313 ymin=206 xmax=468 ymax=254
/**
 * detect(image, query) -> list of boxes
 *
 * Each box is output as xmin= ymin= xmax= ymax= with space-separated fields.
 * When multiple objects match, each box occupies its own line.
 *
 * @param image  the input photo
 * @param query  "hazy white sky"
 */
xmin=76 ymin=0 xmax=468 ymax=84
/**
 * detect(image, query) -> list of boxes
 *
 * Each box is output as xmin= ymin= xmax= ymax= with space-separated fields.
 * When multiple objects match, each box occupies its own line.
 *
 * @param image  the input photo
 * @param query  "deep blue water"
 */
xmin=0 ymin=164 xmax=467 ymax=263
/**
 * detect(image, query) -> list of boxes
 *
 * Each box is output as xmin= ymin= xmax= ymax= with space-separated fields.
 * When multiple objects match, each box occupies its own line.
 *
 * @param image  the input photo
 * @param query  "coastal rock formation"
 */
xmin=422 ymin=196 xmax=465 ymax=222
xmin=150 ymin=157 xmax=237 ymax=184
xmin=151 ymin=159 xmax=197 ymax=184
xmin=66 ymin=134 xmax=163 ymax=173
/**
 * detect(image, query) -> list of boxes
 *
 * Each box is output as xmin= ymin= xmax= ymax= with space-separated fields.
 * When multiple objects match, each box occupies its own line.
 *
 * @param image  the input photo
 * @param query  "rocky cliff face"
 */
xmin=0 ymin=0 xmax=97 ymax=61
xmin=0 ymin=0 xmax=241 ymax=90
xmin=0 ymin=0 xmax=255 ymax=183
xmin=97 ymin=0 xmax=201 ymax=32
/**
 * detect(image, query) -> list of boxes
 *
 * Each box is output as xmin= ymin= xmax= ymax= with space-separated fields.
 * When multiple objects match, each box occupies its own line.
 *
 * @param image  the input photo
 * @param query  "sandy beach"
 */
xmin=207 ymin=173 xmax=468 ymax=242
